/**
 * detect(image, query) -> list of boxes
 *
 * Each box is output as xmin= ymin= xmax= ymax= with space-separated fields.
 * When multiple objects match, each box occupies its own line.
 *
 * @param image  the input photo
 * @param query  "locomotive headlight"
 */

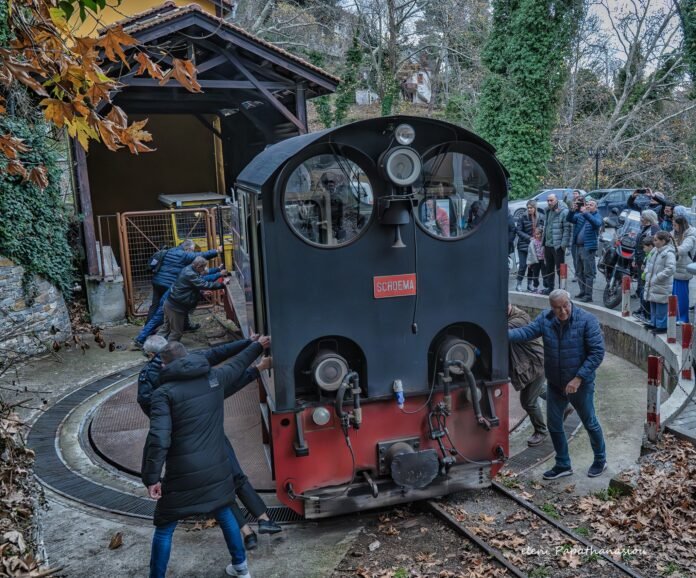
xmin=394 ymin=123 xmax=416 ymax=145
xmin=311 ymin=350 xmax=349 ymax=392
xmin=312 ymin=407 xmax=331 ymax=426
xmin=382 ymin=147 xmax=422 ymax=187
xmin=441 ymin=337 xmax=477 ymax=375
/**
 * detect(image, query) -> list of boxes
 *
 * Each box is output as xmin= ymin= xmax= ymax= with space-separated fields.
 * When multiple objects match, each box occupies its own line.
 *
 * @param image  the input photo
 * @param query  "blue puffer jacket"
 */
xmin=566 ymin=209 xmax=602 ymax=251
xmin=152 ymin=246 xmax=218 ymax=288
xmin=508 ymin=305 xmax=605 ymax=390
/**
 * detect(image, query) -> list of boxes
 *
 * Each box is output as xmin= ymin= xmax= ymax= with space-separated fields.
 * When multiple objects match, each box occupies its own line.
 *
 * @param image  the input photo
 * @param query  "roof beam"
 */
xmin=125 ymin=78 xmax=292 ymax=90
xmin=196 ymin=54 xmax=227 ymax=73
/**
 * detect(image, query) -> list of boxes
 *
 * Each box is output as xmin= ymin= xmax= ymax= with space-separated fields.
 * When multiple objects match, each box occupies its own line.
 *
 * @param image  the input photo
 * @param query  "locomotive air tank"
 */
xmin=227 ymin=116 xmax=510 ymax=518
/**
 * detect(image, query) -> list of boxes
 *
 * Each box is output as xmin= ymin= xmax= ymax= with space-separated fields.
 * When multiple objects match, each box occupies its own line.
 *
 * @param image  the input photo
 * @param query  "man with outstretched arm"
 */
xmin=508 ymin=290 xmax=607 ymax=480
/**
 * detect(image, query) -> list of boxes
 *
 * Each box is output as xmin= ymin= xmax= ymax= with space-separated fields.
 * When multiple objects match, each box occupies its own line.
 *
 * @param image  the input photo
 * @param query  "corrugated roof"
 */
xmin=105 ymin=2 xmax=340 ymax=85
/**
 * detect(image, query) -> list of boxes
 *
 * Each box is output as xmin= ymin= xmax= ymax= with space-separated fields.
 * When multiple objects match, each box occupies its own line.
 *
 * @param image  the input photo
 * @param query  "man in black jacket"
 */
xmin=138 ymin=335 xmax=280 ymax=550
xmin=143 ymin=339 xmax=264 ymax=578
xmin=160 ymin=256 xmax=227 ymax=342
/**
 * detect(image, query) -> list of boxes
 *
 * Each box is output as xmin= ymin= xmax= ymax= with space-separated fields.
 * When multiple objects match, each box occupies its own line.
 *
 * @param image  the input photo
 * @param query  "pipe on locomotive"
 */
xmin=445 ymin=360 xmax=490 ymax=430
xmin=334 ymin=371 xmax=361 ymax=432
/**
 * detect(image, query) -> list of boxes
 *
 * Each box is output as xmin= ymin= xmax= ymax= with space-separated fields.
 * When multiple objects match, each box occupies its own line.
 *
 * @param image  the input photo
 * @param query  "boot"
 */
xmin=580 ymin=282 xmax=593 ymax=303
xmin=515 ymin=281 xmax=522 ymax=292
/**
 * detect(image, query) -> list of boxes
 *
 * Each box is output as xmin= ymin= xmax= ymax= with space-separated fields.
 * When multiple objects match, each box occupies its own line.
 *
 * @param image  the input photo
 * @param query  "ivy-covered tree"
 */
xmin=476 ymin=0 xmax=584 ymax=199
xmin=313 ymin=35 xmax=364 ymax=128
xmin=0 ymin=0 xmax=73 ymax=295
xmin=677 ymin=0 xmax=696 ymax=98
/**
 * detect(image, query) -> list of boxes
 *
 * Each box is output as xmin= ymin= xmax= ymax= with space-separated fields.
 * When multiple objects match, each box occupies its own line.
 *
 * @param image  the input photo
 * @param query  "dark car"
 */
xmin=587 ymin=189 xmax=649 ymax=219
xmin=508 ymin=188 xmax=586 ymax=220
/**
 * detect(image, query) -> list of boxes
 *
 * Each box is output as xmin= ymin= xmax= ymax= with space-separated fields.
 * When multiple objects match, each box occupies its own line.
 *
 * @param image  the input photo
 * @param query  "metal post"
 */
xmin=667 ymin=295 xmax=678 ymax=344
xmin=682 ymin=323 xmax=693 ymax=380
xmin=621 ymin=275 xmax=631 ymax=317
xmin=646 ymin=355 xmax=662 ymax=443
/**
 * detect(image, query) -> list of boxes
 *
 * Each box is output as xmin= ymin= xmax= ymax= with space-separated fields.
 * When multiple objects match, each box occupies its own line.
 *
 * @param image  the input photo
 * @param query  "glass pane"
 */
xmin=283 ymin=154 xmax=373 ymax=247
xmin=415 ymin=151 xmax=490 ymax=239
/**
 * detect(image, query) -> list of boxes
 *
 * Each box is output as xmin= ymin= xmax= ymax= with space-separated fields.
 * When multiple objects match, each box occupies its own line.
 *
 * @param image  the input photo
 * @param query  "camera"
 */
xmin=635 ymin=188 xmax=648 ymax=195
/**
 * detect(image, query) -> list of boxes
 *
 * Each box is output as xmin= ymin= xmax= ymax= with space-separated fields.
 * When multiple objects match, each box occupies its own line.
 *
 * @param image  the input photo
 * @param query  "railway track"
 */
xmin=425 ymin=481 xmax=644 ymax=578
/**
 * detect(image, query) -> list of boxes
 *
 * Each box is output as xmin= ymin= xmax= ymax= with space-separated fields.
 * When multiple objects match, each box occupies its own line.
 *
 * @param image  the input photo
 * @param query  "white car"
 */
xmin=508 ymin=188 xmax=586 ymax=221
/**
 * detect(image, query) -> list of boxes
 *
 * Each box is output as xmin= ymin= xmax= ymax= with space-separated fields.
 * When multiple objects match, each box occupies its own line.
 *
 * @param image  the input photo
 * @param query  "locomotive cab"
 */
xmin=229 ymin=116 xmax=510 ymax=518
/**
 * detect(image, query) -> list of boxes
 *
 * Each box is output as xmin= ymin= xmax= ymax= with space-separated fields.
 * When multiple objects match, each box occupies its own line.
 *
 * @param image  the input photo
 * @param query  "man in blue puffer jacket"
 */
xmin=508 ymin=289 xmax=607 ymax=480
xmin=567 ymin=197 xmax=602 ymax=303
xmin=147 ymin=239 xmax=221 ymax=322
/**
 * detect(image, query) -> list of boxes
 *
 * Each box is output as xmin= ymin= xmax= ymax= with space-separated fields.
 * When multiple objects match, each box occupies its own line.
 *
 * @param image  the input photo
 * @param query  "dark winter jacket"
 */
xmin=628 ymin=194 xmax=665 ymax=221
xmin=507 ymin=212 xmax=517 ymax=254
xmin=508 ymin=305 xmax=605 ymax=391
xmin=152 ymin=246 xmax=218 ymax=289
xmin=141 ymin=340 xmax=263 ymax=526
xmin=543 ymin=204 xmax=572 ymax=249
xmin=566 ymin=209 xmax=602 ymax=251
xmin=507 ymin=306 xmax=544 ymax=391
xmin=635 ymin=224 xmax=660 ymax=266
xmin=136 ymin=340 xmax=259 ymax=417
xmin=167 ymin=265 xmax=225 ymax=312
xmin=515 ymin=213 xmax=544 ymax=252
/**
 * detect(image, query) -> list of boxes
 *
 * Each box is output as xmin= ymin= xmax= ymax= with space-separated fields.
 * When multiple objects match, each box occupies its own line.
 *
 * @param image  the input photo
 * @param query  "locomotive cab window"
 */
xmin=282 ymin=154 xmax=374 ymax=247
xmin=416 ymin=149 xmax=491 ymax=240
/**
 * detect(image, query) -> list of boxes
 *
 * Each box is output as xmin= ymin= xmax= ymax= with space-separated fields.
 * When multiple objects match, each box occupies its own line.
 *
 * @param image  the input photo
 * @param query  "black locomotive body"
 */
xmin=226 ymin=116 xmax=510 ymax=518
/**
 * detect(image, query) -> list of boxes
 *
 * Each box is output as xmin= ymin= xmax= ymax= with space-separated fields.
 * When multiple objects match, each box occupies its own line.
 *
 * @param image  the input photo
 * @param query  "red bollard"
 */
xmin=621 ymin=275 xmax=631 ymax=317
xmin=667 ymin=295 xmax=678 ymax=343
xmin=682 ymin=323 xmax=693 ymax=380
xmin=646 ymin=355 xmax=662 ymax=443
xmin=559 ymin=263 xmax=567 ymax=291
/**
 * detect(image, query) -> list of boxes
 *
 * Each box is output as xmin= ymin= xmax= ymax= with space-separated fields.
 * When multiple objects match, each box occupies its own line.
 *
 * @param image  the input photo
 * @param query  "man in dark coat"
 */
xmin=566 ymin=197 xmax=602 ymax=303
xmin=143 ymin=339 xmax=264 ymax=578
xmin=508 ymin=290 xmax=606 ymax=481
xmin=507 ymin=305 xmax=547 ymax=447
xmin=138 ymin=335 xmax=280 ymax=550
xmin=147 ymin=239 xmax=220 ymax=322
xmin=159 ymin=256 xmax=226 ymax=342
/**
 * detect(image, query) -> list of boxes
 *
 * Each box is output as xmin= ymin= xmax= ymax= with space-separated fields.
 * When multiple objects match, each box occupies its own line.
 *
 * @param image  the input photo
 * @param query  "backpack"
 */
xmin=149 ymin=248 xmax=169 ymax=274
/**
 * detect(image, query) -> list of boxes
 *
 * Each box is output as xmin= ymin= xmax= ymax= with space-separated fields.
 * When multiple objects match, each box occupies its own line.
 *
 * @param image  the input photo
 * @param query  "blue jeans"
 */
xmin=136 ymin=306 xmax=165 ymax=344
xmin=650 ymin=301 xmax=668 ymax=329
xmin=547 ymin=383 xmax=605 ymax=469
xmin=149 ymin=506 xmax=246 ymax=578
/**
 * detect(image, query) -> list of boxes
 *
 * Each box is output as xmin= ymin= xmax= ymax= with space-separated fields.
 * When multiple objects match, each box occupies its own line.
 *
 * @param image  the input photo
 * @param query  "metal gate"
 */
xmin=117 ymin=208 xmax=232 ymax=316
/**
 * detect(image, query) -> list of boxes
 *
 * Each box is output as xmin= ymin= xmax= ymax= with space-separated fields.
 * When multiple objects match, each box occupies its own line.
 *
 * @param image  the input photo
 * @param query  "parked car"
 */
xmin=587 ymin=188 xmax=655 ymax=219
xmin=508 ymin=188 xmax=586 ymax=221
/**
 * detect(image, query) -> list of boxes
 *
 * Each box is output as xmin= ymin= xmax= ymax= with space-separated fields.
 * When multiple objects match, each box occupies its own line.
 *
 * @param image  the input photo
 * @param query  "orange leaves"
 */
xmin=28 ymin=166 xmax=49 ymax=190
xmin=0 ymin=51 xmax=49 ymax=96
xmin=98 ymin=26 xmax=138 ymax=67
xmin=0 ymin=135 xmax=30 ymax=160
xmin=134 ymin=52 xmax=165 ymax=80
xmin=117 ymin=119 xmax=155 ymax=154
xmin=40 ymin=99 xmax=74 ymax=128
xmin=161 ymin=58 xmax=202 ymax=93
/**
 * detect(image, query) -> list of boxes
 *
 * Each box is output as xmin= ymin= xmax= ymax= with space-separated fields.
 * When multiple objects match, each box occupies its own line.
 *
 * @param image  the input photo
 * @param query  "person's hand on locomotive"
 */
xmin=255 ymin=335 xmax=271 ymax=350
xmin=256 ymin=356 xmax=272 ymax=372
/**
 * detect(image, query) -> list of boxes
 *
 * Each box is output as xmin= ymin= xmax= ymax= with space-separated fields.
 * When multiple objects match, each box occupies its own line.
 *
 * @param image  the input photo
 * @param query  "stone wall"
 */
xmin=0 ymin=256 xmax=72 ymax=362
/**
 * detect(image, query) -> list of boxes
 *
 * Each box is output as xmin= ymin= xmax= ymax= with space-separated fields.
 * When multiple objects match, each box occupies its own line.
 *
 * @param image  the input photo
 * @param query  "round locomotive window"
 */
xmin=415 ymin=150 xmax=490 ymax=240
xmin=283 ymin=154 xmax=374 ymax=247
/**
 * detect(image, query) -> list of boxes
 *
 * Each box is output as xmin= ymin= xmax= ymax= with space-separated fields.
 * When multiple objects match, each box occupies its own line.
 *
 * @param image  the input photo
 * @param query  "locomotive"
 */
xmin=225 ymin=116 xmax=510 ymax=518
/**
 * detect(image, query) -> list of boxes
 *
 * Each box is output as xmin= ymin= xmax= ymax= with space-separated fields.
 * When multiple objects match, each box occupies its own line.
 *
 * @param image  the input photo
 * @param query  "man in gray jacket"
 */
xmin=542 ymin=194 xmax=572 ymax=294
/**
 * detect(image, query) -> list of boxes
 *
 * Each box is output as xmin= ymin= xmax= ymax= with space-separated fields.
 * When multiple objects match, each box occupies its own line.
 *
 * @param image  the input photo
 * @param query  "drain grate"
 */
xmin=27 ymin=364 xmax=303 ymax=523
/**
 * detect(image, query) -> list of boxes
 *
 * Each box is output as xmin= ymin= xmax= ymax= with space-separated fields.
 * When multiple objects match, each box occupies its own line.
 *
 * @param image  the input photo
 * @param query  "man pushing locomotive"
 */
xmin=508 ymin=289 xmax=607 ymax=480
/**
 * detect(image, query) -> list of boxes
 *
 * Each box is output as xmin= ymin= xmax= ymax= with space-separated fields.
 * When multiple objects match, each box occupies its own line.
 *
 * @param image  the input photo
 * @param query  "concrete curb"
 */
xmin=509 ymin=291 xmax=695 ymax=430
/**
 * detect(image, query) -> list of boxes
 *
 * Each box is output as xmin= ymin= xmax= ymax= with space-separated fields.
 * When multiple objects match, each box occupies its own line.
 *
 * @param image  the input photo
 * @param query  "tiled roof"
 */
xmin=105 ymin=2 xmax=340 ymax=85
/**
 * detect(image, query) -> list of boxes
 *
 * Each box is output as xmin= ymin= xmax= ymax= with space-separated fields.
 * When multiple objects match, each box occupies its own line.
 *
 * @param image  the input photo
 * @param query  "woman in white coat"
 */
xmin=671 ymin=215 xmax=696 ymax=323
xmin=644 ymin=230 xmax=677 ymax=334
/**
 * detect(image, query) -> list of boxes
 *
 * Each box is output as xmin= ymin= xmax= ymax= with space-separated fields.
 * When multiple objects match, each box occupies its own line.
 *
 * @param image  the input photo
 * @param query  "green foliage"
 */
xmin=574 ymin=525 xmax=590 ymax=537
xmin=528 ymin=566 xmax=550 ymax=578
xmin=309 ymin=37 xmax=363 ymax=128
xmin=476 ymin=0 xmax=585 ymax=199
xmin=540 ymin=502 xmax=560 ymax=519
xmin=0 ymin=116 xmax=74 ymax=296
xmin=681 ymin=0 xmax=696 ymax=98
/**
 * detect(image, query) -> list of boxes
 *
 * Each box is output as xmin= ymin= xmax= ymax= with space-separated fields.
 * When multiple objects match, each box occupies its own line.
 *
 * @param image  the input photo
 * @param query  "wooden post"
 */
xmin=646 ymin=355 xmax=662 ymax=443
xmin=667 ymin=295 xmax=678 ymax=344
xmin=559 ymin=263 xmax=567 ymax=291
xmin=682 ymin=323 xmax=693 ymax=380
xmin=621 ymin=275 xmax=631 ymax=317
xmin=73 ymin=140 xmax=99 ymax=276
xmin=296 ymin=82 xmax=307 ymax=132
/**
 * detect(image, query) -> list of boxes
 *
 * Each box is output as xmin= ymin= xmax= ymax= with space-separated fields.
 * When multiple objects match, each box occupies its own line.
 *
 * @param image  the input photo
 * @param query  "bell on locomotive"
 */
xmin=231 ymin=116 xmax=510 ymax=518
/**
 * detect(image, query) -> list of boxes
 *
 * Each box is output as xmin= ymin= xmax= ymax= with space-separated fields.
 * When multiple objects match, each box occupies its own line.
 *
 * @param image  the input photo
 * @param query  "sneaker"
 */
xmin=574 ymin=292 xmax=586 ymax=299
xmin=226 ymin=562 xmax=251 ymax=578
xmin=130 ymin=339 xmax=143 ymax=351
xmin=587 ymin=461 xmax=607 ymax=478
xmin=542 ymin=466 xmax=573 ymax=480
xmin=515 ymin=281 xmax=522 ymax=292
xmin=243 ymin=531 xmax=258 ymax=551
xmin=579 ymin=295 xmax=593 ymax=303
xmin=258 ymin=519 xmax=282 ymax=534
xmin=527 ymin=432 xmax=548 ymax=447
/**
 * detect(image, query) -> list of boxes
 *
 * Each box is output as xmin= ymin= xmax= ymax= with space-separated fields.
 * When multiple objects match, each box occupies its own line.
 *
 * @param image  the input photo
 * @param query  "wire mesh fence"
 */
xmin=117 ymin=208 xmax=219 ymax=316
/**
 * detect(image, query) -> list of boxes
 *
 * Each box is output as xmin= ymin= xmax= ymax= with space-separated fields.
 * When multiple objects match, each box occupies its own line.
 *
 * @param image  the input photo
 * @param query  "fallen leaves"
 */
xmin=107 ymin=532 xmax=123 ymax=550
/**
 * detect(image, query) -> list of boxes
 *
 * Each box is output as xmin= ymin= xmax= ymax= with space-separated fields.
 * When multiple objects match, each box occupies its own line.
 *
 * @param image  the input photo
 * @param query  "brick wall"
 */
xmin=0 ymin=255 xmax=72 ymax=362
